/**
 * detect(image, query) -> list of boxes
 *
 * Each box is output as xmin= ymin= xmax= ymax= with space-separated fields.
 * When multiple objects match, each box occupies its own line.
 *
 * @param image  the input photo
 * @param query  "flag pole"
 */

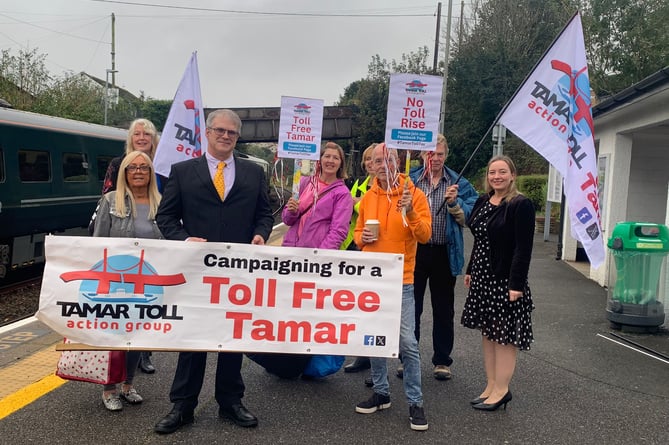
xmin=454 ymin=11 xmax=582 ymax=183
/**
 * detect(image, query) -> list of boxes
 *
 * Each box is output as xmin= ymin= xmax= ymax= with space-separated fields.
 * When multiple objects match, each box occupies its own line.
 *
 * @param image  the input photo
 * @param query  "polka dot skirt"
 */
xmin=461 ymin=201 xmax=535 ymax=350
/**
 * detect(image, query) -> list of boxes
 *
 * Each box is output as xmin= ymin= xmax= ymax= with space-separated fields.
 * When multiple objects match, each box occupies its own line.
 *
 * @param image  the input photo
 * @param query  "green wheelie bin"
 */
xmin=607 ymin=222 xmax=669 ymax=332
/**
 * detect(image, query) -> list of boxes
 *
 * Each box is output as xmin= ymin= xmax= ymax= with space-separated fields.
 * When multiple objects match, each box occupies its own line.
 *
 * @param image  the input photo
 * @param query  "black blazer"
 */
xmin=156 ymin=154 xmax=273 ymax=243
xmin=466 ymin=193 xmax=535 ymax=291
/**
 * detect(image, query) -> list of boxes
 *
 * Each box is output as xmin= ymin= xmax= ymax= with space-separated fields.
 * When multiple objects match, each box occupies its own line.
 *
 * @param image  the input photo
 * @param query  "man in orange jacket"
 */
xmin=353 ymin=143 xmax=432 ymax=431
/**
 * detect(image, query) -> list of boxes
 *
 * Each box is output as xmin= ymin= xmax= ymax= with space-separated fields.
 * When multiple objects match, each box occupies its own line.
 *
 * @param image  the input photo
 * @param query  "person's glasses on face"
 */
xmin=126 ymin=165 xmax=151 ymax=173
xmin=209 ymin=127 xmax=239 ymax=138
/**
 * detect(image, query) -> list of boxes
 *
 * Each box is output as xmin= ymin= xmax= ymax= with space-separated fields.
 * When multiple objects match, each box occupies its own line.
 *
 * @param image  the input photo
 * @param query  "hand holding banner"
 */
xmin=37 ymin=236 xmax=404 ymax=357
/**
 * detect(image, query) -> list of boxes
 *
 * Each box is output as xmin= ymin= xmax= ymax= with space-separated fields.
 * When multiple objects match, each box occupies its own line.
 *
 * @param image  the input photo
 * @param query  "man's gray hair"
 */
xmin=206 ymin=109 xmax=242 ymax=132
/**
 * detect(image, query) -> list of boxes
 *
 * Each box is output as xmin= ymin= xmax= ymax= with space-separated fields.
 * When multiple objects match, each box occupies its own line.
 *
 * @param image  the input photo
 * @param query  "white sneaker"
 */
xmin=102 ymin=392 xmax=123 ymax=411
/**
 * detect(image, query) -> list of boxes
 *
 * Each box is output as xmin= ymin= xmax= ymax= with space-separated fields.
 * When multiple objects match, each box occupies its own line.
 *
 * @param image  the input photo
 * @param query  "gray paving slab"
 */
xmin=1 ymin=233 xmax=668 ymax=444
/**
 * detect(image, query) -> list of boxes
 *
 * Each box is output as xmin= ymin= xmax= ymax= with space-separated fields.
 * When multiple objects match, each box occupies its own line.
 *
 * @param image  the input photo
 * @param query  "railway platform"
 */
xmin=0 ymin=232 xmax=668 ymax=444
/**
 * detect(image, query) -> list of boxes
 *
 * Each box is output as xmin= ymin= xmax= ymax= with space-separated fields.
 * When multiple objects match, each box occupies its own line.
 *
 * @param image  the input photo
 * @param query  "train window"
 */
xmin=97 ymin=156 xmax=114 ymax=181
xmin=0 ymin=148 xmax=4 ymax=182
xmin=63 ymin=152 xmax=88 ymax=182
xmin=19 ymin=150 xmax=51 ymax=182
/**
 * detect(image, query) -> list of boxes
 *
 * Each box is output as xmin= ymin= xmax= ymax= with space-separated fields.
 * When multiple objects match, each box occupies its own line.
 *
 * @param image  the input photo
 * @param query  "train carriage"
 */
xmin=0 ymin=107 xmax=128 ymax=281
xmin=0 ymin=107 xmax=275 ymax=283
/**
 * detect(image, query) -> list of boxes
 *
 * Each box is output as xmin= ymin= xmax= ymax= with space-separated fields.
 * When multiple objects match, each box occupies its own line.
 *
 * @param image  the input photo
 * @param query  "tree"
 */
xmin=31 ymin=74 xmax=104 ymax=123
xmin=0 ymin=48 xmax=50 ymax=109
xmin=580 ymin=0 xmax=669 ymax=97
xmin=1 ymin=48 xmax=145 ymax=126
xmin=444 ymin=0 xmax=577 ymax=177
xmin=337 ymin=46 xmax=433 ymax=176
xmin=139 ymin=98 xmax=172 ymax=130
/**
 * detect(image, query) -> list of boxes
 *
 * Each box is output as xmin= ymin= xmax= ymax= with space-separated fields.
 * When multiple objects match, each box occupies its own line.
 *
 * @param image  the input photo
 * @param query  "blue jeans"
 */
xmin=370 ymin=284 xmax=423 ymax=406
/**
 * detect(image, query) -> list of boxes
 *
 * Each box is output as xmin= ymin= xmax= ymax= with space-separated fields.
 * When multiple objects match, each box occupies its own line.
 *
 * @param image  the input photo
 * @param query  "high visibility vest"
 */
xmin=340 ymin=176 xmax=372 ymax=250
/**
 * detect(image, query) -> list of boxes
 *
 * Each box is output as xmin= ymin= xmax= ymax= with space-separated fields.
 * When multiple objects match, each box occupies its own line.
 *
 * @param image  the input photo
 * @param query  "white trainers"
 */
xmin=102 ymin=392 xmax=123 ymax=411
xmin=120 ymin=387 xmax=143 ymax=404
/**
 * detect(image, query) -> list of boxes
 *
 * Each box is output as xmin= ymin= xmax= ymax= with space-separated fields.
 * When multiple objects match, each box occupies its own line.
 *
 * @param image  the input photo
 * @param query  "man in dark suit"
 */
xmin=154 ymin=109 xmax=273 ymax=434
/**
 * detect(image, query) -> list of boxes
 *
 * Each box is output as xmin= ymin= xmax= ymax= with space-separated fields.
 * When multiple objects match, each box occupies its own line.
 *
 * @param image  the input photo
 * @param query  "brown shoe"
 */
xmin=433 ymin=365 xmax=452 ymax=380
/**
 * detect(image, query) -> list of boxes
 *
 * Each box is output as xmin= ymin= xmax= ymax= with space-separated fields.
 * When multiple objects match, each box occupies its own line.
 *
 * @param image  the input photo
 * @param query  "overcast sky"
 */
xmin=1 ymin=0 xmax=452 ymax=108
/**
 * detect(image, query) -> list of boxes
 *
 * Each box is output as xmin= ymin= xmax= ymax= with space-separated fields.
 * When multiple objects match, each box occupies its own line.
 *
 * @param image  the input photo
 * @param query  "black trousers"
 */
xmin=414 ymin=243 xmax=457 ymax=367
xmin=169 ymin=351 xmax=245 ymax=412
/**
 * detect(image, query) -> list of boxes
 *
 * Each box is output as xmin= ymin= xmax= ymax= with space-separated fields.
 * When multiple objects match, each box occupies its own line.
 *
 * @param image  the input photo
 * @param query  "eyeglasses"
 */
xmin=208 ymin=127 xmax=240 ymax=137
xmin=126 ymin=165 xmax=151 ymax=173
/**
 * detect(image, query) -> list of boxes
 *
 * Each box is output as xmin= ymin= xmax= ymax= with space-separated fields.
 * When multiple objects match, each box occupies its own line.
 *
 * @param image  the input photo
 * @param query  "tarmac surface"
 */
xmin=0 ymin=232 xmax=668 ymax=444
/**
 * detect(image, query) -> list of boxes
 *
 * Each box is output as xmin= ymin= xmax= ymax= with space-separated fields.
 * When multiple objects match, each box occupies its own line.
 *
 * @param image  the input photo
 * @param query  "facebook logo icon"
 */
xmin=364 ymin=335 xmax=375 ymax=346
xmin=576 ymin=207 xmax=592 ymax=224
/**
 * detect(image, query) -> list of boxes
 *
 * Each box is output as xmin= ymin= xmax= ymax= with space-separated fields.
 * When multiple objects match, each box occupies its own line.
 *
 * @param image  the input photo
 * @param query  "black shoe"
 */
xmin=219 ymin=403 xmax=258 ymax=427
xmin=472 ymin=391 xmax=512 ymax=411
xmin=409 ymin=405 xmax=428 ymax=431
xmin=344 ymin=357 xmax=370 ymax=373
xmin=139 ymin=352 xmax=156 ymax=374
xmin=470 ymin=396 xmax=488 ymax=405
xmin=154 ymin=408 xmax=194 ymax=434
xmin=364 ymin=376 xmax=373 ymax=387
xmin=355 ymin=392 xmax=391 ymax=414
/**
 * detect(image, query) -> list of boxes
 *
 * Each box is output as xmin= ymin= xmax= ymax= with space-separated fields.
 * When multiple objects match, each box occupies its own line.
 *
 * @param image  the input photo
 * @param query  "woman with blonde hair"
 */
xmin=462 ymin=155 xmax=535 ymax=411
xmin=98 ymin=118 xmax=161 ymax=373
xmin=102 ymin=118 xmax=160 ymax=194
xmin=93 ymin=151 xmax=163 ymax=410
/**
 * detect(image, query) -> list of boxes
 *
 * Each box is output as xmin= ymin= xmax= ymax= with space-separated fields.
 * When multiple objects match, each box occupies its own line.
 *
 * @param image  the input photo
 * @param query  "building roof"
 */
xmin=78 ymin=72 xmax=139 ymax=102
xmin=592 ymin=66 xmax=669 ymax=117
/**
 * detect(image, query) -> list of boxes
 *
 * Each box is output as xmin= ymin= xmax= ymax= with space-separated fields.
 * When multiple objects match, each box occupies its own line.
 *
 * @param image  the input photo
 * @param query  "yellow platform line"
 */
xmin=0 ymin=375 xmax=66 ymax=420
xmin=0 ymin=344 xmax=66 ymax=420
xmin=0 ymin=224 xmax=294 ymax=419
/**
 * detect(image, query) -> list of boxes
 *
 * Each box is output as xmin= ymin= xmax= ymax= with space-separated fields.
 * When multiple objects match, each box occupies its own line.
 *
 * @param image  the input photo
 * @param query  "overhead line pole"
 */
xmin=433 ymin=2 xmax=442 ymax=74
xmin=111 ymin=13 xmax=116 ymax=87
xmin=439 ymin=0 xmax=452 ymax=134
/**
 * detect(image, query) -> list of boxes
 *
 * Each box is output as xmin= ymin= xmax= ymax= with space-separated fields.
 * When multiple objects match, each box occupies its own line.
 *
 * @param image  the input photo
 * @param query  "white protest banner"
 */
xmin=385 ymin=73 xmax=443 ymax=151
xmin=277 ymin=96 xmax=324 ymax=161
xmin=153 ymin=52 xmax=207 ymax=177
xmin=498 ymin=12 xmax=605 ymax=267
xmin=37 ymin=236 xmax=403 ymax=357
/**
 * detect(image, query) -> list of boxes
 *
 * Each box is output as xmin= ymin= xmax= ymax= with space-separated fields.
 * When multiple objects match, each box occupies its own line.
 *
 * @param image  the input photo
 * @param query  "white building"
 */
xmin=561 ymin=67 xmax=669 ymax=315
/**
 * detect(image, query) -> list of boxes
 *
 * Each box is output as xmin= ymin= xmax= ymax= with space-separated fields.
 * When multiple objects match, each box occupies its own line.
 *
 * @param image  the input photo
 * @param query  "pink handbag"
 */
xmin=55 ymin=339 xmax=126 ymax=384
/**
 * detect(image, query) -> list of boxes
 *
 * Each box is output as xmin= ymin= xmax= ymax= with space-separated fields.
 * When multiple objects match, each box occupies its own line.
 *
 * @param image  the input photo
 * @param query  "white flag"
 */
xmin=499 ymin=13 xmax=605 ymax=268
xmin=153 ymin=52 xmax=207 ymax=178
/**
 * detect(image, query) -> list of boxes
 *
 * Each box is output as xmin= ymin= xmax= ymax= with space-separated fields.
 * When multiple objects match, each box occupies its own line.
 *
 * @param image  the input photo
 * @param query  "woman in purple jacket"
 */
xmin=251 ymin=142 xmax=353 ymax=380
xmin=282 ymin=142 xmax=354 ymax=250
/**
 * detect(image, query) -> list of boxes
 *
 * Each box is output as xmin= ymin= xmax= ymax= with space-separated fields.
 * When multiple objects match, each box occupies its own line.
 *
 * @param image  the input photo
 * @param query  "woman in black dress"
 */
xmin=461 ymin=155 xmax=535 ymax=411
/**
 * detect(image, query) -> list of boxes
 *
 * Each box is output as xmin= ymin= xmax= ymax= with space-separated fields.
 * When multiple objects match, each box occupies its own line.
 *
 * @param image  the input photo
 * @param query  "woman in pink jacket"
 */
xmin=249 ymin=142 xmax=354 ymax=380
xmin=282 ymin=142 xmax=354 ymax=249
